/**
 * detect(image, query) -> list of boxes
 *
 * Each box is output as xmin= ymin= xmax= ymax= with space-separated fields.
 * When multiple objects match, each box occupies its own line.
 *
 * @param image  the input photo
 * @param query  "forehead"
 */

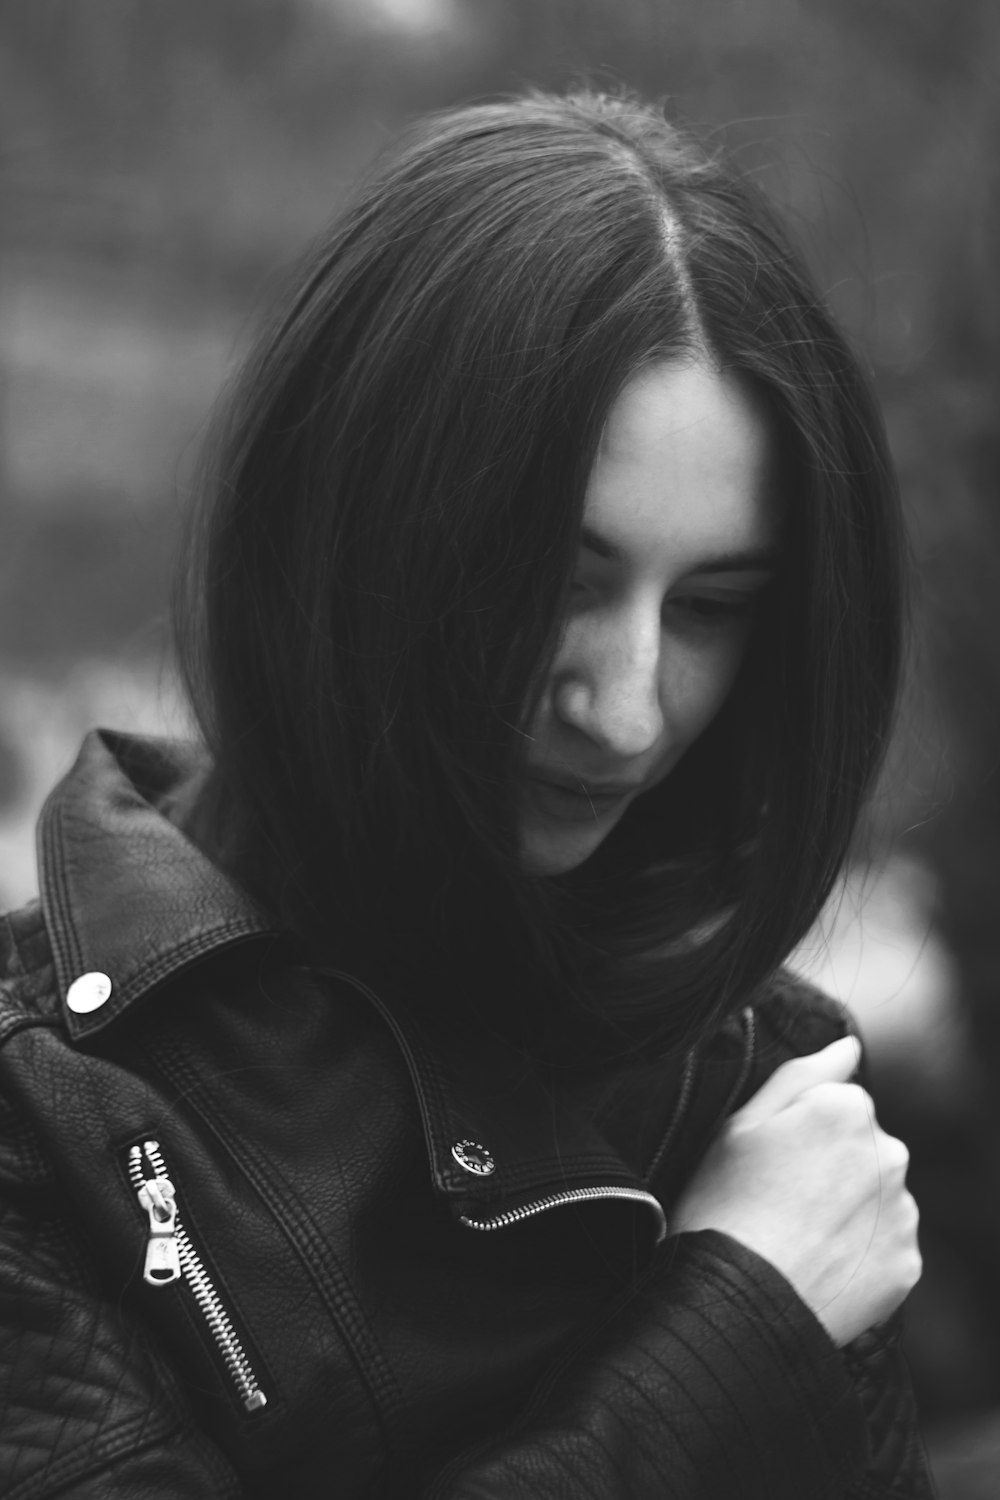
xmin=585 ymin=361 xmax=778 ymax=564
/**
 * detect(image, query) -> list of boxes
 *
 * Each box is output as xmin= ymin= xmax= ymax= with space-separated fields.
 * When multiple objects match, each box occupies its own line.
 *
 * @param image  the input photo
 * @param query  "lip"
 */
xmin=525 ymin=770 xmax=647 ymax=798
xmin=521 ymin=772 xmax=642 ymax=824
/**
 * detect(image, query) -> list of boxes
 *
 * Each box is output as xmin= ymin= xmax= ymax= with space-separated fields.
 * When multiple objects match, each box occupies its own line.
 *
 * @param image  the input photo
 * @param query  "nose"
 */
xmin=551 ymin=607 xmax=665 ymax=759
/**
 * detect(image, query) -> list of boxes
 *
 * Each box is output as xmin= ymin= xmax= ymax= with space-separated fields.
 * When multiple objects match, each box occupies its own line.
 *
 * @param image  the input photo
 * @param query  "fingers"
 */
xmin=734 ymin=1034 xmax=863 ymax=1127
xmin=879 ymin=1128 xmax=911 ymax=1180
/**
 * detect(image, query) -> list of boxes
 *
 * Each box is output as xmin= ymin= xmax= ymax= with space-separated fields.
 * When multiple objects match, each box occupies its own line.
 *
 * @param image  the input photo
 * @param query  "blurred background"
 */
xmin=1 ymin=0 xmax=998 ymax=1490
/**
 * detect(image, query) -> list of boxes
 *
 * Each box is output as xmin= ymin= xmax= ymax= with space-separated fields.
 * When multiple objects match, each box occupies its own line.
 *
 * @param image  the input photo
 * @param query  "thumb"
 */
xmin=733 ymin=1034 xmax=862 ymax=1128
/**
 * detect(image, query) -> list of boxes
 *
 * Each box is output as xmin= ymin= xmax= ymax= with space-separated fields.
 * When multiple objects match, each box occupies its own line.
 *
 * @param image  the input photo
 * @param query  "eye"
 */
xmin=668 ymin=591 xmax=762 ymax=626
xmin=680 ymin=595 xmax=754 ymax=616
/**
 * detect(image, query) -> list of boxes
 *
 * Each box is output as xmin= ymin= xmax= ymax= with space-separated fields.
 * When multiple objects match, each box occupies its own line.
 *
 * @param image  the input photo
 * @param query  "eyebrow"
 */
xmin=579 ymin=525 xmax=779 ymax=574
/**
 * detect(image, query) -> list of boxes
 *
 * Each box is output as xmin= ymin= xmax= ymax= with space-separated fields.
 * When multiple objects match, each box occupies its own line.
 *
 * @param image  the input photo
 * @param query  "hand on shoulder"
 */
xmin=671 ymin=1036 xmax=922 ymax=1347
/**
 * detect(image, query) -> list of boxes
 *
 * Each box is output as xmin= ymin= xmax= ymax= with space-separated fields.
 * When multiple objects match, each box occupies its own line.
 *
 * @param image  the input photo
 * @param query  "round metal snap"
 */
xmin=66 ymin=971 xmax=113 ymax=1014
xmin=451 ymin=1139 xmax=495 ymax=1176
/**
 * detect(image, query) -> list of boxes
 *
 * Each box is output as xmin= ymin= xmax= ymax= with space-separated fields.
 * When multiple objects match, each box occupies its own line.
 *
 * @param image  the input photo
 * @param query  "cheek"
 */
xmin=666 ymin=634 xmax=749 ymax=742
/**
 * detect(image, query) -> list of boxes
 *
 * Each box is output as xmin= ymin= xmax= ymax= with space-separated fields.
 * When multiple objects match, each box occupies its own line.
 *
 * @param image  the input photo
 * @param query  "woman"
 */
xmin=0 ymin=90 xmax=930 ymax=1496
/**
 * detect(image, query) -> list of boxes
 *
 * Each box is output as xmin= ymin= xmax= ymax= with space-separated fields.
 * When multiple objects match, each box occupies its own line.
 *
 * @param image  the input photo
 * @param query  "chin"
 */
xmin=518 ymin=819 xmax=616 ymax=877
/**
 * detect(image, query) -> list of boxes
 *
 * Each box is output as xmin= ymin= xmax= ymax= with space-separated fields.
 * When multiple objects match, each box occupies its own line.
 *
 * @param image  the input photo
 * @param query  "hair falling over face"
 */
xmin=175 ymin=88 xmax=904 ymax=1065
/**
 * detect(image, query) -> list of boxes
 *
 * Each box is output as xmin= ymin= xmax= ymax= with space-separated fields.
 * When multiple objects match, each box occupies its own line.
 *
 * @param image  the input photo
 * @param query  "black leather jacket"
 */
xmin=0 ymin=731 xmax=933 ymax=1498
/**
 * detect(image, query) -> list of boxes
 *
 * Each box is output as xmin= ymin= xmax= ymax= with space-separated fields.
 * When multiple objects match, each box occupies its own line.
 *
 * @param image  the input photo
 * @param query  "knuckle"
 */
xmin=803 ymin=1081 xmax=847 ymax=1117
xmin=807 ymin=1080 xmax=870 ymax=1124
xmin=890 ymin=1135 xmax=911 ymax=1172
xmin=906 ymin=1246 xmax=923 ymax=1288
xmin=877 ymin=1130 xmax=909 ymax=1173
xmin=847 ymin=1081 xmax=875 ymax=1114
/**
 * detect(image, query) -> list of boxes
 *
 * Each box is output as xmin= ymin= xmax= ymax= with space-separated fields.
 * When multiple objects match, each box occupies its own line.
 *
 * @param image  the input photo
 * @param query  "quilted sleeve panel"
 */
xmin=843 ymin=1317 xmax=937 ymax=1498
xmin=0 ymin=1100 xmax=242 ymax=1500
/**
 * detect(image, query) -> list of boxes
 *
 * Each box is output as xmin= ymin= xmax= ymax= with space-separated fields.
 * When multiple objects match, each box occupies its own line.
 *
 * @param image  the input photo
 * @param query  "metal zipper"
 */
xmin=716 ymin=1005 xmax=757 ymax=1121
xmin=642 ymin=1045 xmax=699 ymax=1190
xmin=459 ymin=1184 xmax=667 ymax=1243
xmin=127 ymin=1139 xmax=268 ymax=1413
xmin=311 ymin=966 xmax=671 ymax=1245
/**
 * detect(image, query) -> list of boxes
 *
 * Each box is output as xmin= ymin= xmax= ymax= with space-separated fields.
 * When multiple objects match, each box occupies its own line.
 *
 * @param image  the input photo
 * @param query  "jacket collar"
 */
xmin=38 ymin=729 xmax=276 ymax=1039
xmin=38 ymin=732 xmax=670 ymax=1234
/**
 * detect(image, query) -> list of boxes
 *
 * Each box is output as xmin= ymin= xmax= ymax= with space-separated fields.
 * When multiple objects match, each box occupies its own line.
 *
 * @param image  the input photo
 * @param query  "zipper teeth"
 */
xmin=459 ymin=1184 xmax=667 ymax=1242
xmin=643 ymin=1045 xmax=698 ymax=1189
xmin=128 ymin=1140 xmax=267 ymax=1413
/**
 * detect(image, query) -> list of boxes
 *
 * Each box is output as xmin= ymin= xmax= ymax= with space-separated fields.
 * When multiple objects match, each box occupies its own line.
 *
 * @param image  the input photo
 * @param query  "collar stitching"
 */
xmin=64 ymin=922 xmax=274 ymax=1033
xmin=41 ymin=796 xmax=84 ymax=999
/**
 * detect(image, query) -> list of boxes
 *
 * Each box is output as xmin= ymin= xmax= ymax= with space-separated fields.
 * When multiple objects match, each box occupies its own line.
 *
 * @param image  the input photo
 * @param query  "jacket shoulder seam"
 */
xmin=5 ymin=1407 xmax=188 ymax=1500
xmin=0 ymin=900 xmax=61 ymax=1032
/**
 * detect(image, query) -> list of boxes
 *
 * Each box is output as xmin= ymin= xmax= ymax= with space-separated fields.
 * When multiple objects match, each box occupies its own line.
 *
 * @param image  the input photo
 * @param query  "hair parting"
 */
xmin=175 ymin=87 xmax=903 ymax=1064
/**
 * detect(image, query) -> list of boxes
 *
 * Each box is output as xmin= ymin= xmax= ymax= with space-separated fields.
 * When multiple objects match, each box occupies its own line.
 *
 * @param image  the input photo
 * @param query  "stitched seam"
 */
xmin=699 ymin=1253 xmax=862 ymax=1486
xmin=33 ymin=791 xmax=272 ymax=1029
xmin=150 ymin=1043 xmax=406 ymax=1454
xmin=40 ymin=797 xmax=82 ymax=992
xmin=0 ymin=1012 xmax=61 ymax=1047
xmin=312 ymin=966 xmax=456 ymax=1184
xmin=110 ymin=921 xmax=270 ymax=1006
xmin=5 ymin=1407 xmax=184 ymax=1500
xmin=692 ymin=1257 xmax=836 ymax=1480
xmin=311 ymin=975 xmax=648 ymax=1214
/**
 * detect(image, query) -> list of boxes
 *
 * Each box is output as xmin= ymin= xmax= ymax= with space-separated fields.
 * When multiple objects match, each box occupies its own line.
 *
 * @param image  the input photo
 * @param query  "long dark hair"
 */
xmin=176 ymin=89 xmax=903 ymax=1062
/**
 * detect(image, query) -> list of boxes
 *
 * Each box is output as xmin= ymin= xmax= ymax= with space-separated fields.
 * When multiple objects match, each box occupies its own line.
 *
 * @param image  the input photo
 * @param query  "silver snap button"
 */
xmin=451 ymin=1139 xmax=495 ymax=1176
xmin=66 ymin=971 xmax=113 ymax=1014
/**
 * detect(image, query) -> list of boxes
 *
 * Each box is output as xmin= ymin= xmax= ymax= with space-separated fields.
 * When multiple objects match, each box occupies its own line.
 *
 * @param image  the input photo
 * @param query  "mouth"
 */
xmin=521 ymin=771 xmax=642 ymax=823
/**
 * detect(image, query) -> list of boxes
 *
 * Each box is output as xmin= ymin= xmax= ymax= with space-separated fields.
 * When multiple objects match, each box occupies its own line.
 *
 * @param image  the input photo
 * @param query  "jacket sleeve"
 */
xmin=0 ymin=1130 xmax=242 ymax=1499
xmin=425 ymin=1230 xmax=935 ymax=1500
xmin=843 ymin=1313 xmax=936 ymax=1498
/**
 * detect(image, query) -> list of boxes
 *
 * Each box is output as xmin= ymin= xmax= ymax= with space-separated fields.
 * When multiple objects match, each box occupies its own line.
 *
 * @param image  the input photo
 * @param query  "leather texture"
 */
xmin=0 ymin=730 xmax=935 ymax=1498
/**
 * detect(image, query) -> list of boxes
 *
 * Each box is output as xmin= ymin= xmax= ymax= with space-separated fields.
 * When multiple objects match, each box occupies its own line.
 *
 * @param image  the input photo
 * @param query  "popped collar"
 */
xmin=33 ymin=729 xmax=709 ymax=1235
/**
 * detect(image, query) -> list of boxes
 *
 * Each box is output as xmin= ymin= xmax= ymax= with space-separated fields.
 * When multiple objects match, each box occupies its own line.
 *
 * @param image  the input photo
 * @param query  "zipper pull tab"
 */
xmin=137 ymin=1177 xmax=182 ymax=1286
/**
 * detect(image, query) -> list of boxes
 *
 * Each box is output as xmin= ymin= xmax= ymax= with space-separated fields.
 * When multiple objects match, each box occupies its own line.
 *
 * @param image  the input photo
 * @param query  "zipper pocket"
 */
xmin=459 ymin=1184 xmax=667 ymax=1243
xmin=127 ymin=1138 xmax=268 ymax=1413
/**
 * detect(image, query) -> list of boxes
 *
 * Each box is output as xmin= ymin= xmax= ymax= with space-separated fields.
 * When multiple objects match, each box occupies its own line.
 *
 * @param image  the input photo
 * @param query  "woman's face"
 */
xmin=518 ymin=359 xmax=778 ymax=876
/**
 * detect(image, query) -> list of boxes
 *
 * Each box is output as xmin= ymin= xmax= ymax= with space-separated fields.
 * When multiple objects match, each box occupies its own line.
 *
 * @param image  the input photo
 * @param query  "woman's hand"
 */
xmin=671 ymin=1035 xmax=921 ymax=1347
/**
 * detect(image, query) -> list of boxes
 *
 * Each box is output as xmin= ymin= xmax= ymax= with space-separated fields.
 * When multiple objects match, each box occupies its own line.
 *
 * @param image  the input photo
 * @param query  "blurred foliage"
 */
xmin=2 ymin=0 xmax=1000 ymax=1479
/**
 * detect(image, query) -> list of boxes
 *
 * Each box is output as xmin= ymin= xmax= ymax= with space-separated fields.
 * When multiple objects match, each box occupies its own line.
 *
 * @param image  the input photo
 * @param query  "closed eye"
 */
xmin=568 ymin=571 xmax=774 ymax=620
xmin=672 ymin=593 xmax=759 ymax=618
xmin=666 ymin=580 xmax=775 ymax=632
